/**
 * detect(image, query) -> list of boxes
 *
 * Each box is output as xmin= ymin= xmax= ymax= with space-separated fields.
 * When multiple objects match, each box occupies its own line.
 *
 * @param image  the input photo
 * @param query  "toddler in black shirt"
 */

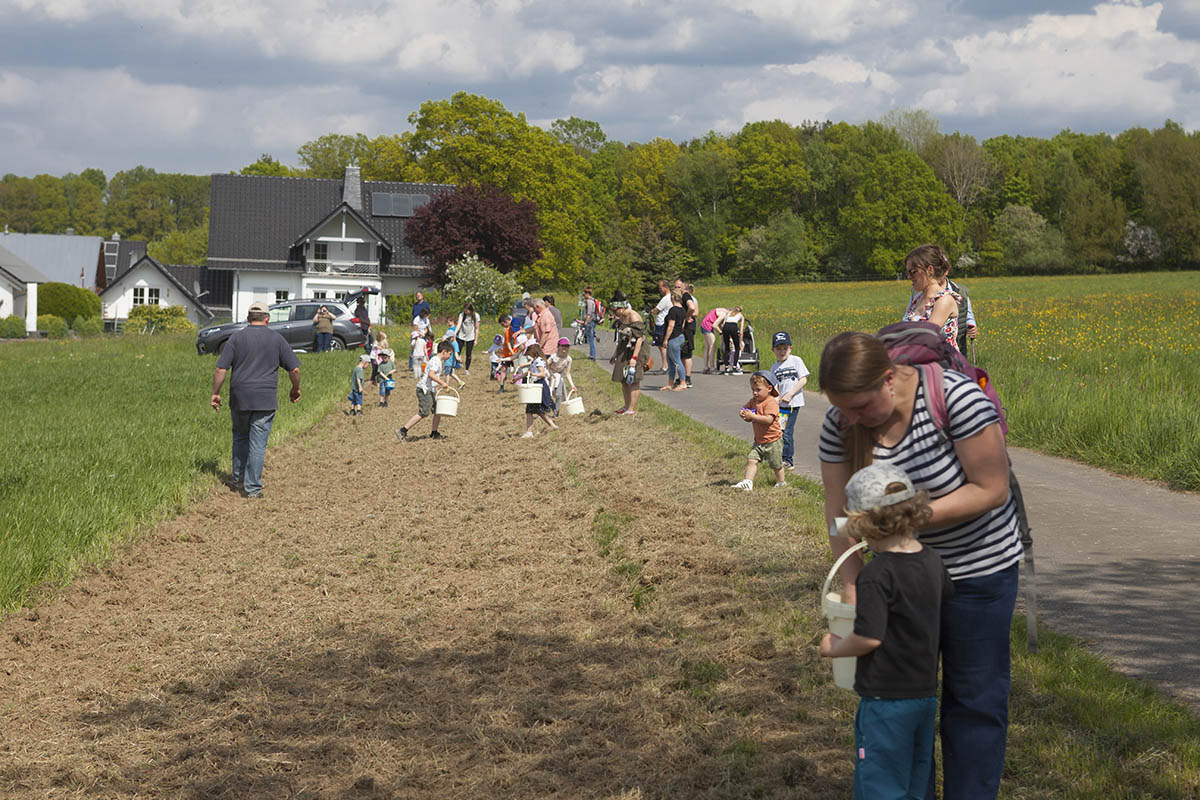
xmin=819 ymin=462 xmax=954 ymax=800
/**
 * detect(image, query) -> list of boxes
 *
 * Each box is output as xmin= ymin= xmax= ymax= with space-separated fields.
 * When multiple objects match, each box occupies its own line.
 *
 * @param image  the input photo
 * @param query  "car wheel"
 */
xmin=331 ymin=336 xmax=346 ymax=351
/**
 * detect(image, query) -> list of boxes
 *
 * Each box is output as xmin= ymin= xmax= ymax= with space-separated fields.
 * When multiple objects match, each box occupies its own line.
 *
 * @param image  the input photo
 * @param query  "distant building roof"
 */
xmin=0 ymin=232 xmax=102 ymax=287
xmin=99 ymin=255 xmax=214 ymax=320
xmin=0 ymin=243 xmax=50 ymax=284
xmin=207 ymin=172 xmax=453 ymax=273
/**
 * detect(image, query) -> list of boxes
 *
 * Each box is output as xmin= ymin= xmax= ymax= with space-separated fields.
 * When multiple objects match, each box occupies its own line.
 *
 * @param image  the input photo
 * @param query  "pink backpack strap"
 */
xmin=919 ymin=362 xmax=950 ymax=442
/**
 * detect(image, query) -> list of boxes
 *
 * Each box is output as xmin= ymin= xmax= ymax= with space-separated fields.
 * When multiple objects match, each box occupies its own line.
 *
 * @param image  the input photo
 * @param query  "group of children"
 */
xmin=728 ymin=330 xmax=948 ymax=797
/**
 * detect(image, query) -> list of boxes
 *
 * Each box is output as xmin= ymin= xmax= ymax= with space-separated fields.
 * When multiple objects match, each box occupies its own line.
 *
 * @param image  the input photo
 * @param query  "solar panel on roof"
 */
xmin=391 ymin=194 xmax=413 ymax=217
xmin=411 ymin=194 xmax=430 ymax=211
xmin=371 ymin=193 xmax=391 ymax=216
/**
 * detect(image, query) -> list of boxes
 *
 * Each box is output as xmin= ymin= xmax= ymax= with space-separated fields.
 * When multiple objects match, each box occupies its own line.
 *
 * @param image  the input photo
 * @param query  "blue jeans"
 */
xmin=585 ymin=318 xmax=596 ymax=359
xmin=855 ymin=696 xmax=937 ymax=800
xmin=316 ymin=332 xmax=332 ymax=352
xmin=231 ymin=410 xmax=275 ymax=496
xmin=780 ymin=406 xmax=798 ymax=465
xmin=928 ymin=563 xmax=1019 ymax=800
xmin=666 ymin=336 xmax=685 ymax=384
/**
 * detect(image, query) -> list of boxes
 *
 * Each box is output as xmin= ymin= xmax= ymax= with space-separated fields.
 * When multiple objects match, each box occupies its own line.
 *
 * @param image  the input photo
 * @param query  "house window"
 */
xmin=133 ymin=287 xmax=145 ymax=306
xmin=276 ymin=290 xmax=289 ymax=303
xmin=312 ymin=290 xmax=327 ymax=299
xmin=147 ymin=288 xmax=160 ymax=306
xmin=313 ymin=242 xmax=328 ymax=261
xmin=334 ymin=291 xmax=348 ymax=302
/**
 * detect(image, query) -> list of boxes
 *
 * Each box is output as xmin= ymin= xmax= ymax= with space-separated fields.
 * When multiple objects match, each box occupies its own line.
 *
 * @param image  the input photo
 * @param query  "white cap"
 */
xmin=844 ymin=463 xmax=916 ymax=512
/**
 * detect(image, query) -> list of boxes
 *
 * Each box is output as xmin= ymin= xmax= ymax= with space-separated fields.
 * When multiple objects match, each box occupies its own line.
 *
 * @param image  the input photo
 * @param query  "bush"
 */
xmin=441 ymin=254 xmax=522 ymax=315
xmin=72 ymin=316 xmax=105 ymax=337
xmin=1 ymin=315 xmax=25 ymax=338
xmin=37 ymin=282 xmax=100 ymax=322
xmin=125 ymin=305 xmax=197 ymax=335
xmin=37 ymin=314 xmax=68 ymax=339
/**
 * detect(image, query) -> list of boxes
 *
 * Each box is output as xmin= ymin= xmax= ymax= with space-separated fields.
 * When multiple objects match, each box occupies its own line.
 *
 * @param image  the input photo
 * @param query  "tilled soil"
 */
xmin=0 ymin=365 xmax=852 ymax=799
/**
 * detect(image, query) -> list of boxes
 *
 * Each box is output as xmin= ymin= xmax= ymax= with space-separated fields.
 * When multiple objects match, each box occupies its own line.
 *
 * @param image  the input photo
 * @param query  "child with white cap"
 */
xmin=818 ymin=462 xmax=954 ymax=800
xmin=349 ymin=353 xmax=370 ymax=416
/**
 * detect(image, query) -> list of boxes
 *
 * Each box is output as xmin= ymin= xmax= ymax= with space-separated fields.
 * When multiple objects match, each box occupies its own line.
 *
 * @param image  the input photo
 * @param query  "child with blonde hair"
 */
xmin=546 ymin=337 xmax=576 ymax=417
xmin=732 ymin=370 xmax=787 ymax=491
xmin=819 ymin=462 xmax=953 ymax=800
xmin=516 ymin=343 xmax=558 ymax=437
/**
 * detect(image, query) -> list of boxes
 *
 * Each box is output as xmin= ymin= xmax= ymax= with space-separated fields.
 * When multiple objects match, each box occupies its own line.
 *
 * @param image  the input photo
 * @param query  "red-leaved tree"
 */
xmin=404 ymin=183 xmax=542 ymax=285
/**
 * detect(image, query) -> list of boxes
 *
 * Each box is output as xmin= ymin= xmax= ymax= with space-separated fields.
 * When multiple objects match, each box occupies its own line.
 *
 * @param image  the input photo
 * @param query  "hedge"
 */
xmin=38 ymin=283 xmax=101 ymax=322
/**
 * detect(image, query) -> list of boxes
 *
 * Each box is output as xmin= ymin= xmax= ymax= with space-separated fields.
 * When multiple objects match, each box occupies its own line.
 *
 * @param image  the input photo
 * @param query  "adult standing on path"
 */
xmin=581 ymin=285 xmax=600 ymax=360
xmin=455 ymin=302 xmax=480 ymax=375
xmin=543 ymin=295 xmax=563 ymax=334
xmin=675 ymin=279 xmax=698 ymax=388
xmin=210 ymin=301 xmax=301 ymax=499
xmin=720 ymin=306 xmax=745 ymax=374
xmin=533 ymin=298 xmax=558 ymax=354
xmin=652 ymin=280 xmax=672 ymax=374
xmin=700 ymin=307 xmax=728 ymax=374
xmin=312 ymin=304 xmax=336 ymax=352
xmin=818 ymin=331 xmax=1021 ymax=800
xmin=661 ymin=289 xmax=688 ymax=391
xmin=608 ymin=290 xmax=646 ymax=415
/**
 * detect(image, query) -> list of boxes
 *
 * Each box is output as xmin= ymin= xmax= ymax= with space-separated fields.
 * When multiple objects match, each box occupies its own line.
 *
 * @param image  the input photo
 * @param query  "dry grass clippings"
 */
xmin=0 ymin=367 xmax=852 ymax=799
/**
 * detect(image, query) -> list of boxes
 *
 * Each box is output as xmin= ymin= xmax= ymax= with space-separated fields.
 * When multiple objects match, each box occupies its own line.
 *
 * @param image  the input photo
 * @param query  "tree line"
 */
xmin=3 ymin=95 xmax=1198 ymax=305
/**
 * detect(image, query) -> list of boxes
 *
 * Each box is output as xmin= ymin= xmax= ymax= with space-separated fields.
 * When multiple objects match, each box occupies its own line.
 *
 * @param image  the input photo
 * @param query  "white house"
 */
xmin=206 ymin=167 xmax=452 ymax=323
xmin=99 ymin=255 xmax=215 ymax=326
xmin=0 ymin=244 xmax=48 ymax=333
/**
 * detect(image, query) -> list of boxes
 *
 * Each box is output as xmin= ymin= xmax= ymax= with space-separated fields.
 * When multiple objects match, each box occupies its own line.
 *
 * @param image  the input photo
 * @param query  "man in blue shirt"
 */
xmin=210 ymin=301 xmax=301 ymax=498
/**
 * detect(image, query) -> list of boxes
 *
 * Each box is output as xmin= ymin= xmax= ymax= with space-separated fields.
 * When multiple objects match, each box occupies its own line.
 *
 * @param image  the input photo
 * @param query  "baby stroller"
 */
xmin=571 ymin=319 xmax=587 ymax=346
xmin=716 ymin=321 xmax=761 ymax=373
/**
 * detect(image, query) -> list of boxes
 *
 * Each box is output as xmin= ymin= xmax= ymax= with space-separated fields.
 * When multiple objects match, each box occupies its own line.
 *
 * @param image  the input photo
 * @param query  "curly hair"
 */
xmin=844 ymin=490 xmax=932 ymax=542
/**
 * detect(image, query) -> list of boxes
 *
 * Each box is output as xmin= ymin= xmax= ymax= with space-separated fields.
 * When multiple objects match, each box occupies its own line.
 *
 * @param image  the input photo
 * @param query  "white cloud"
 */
xmin=572 ymin=65 xmax=660 ymax=110
xmin=773 ymin=55 xmax=900 ymax=92
xmin=725 ymin=0 xmax=916 ymax=42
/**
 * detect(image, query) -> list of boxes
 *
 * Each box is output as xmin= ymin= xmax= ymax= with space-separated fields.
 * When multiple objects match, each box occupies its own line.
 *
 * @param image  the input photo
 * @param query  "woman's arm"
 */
xmin=926 ymin=423 xmax=1011 ymax=528
xmin=664 ymin=317 xmax=676 ymax=340
xmin=821 ymin=458 xmax=863 ymax=601
xmin=926 ymin=293 xmax=958 ymax=329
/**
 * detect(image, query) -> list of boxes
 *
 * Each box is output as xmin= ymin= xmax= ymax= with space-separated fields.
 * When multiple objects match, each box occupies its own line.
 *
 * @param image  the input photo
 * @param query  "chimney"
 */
xmin=66 ymin=227 xmax=75 ymax=236
xmin=112 ymin=232 xmax=121 ymax=241
xmin=342 ymin=166 xmax=362 ymax=212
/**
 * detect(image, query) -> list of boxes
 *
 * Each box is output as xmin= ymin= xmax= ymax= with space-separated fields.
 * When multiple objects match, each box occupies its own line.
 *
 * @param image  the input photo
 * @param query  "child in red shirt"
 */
xmin=732 ymin=370 xmax=786 ymax=491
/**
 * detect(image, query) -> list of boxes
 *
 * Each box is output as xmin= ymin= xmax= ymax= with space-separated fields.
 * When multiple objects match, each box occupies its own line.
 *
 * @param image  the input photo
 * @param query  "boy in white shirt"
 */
xmin=769 ymin=331 xmax=810 ymax=471
xmin=397 ymin=340 xmax=453 ymax=441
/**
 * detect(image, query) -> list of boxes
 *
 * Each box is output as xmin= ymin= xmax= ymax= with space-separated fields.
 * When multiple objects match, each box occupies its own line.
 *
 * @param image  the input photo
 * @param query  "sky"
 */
xmin=1 ymin=0 xmax=1199 ymax=177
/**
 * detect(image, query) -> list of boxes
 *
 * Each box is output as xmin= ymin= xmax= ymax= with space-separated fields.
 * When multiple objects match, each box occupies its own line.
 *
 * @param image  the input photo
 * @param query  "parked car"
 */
xmin=196 ymin=288 xmax=378 ymax=355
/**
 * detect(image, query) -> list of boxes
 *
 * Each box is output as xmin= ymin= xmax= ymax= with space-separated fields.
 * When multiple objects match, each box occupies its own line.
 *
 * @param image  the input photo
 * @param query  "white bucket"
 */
xmin=821 ymin=540 xmax=869 ymax=691
xmin=517 ymin=382 xmax=543 ymax=403
xmin=435 ymin=387 xmax=460 ymax=417
xmin=562 ymin=389 xmax=585 ymax=416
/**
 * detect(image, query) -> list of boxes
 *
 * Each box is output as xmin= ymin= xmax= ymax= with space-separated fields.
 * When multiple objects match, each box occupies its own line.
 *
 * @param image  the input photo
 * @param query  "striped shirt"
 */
xmin=819 ymin=370 xmax=1023 ymax=580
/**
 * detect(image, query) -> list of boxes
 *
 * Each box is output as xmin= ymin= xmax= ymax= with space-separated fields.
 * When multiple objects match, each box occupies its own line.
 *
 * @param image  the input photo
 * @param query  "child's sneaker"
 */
xmin=429 ymin=430 xmax=445 ymax=440
xmin=521 ymin=431 xmax=534 ymax=438
xmin=783 ymin=461 xmax=793 ymax=471
xmin=732 ymin=479 xmax=753 ymax=492
xmin=774 ymin=481 xmax=788 ymax=488
xmin=395 ymin=428 xmax=407 ymax=442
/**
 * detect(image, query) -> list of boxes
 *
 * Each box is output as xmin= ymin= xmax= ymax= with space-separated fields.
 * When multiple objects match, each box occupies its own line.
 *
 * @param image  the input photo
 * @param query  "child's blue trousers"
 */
xmin=854 ymin=695 xmax=937 ymax=800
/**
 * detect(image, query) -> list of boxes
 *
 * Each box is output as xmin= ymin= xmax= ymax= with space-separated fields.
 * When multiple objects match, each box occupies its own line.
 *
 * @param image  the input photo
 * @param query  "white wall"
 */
xmin=102 ymin=262 xmax=208 ymax=325
xmin=231 ymin=272 xmax=302 ymax=321
xmin=0 ymin=280 xmax=13 ymax=322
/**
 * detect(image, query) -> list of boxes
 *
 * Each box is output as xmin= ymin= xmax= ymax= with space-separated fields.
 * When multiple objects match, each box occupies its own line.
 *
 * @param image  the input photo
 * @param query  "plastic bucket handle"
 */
xmin=821 ymin=540 xmax=869 ymax=608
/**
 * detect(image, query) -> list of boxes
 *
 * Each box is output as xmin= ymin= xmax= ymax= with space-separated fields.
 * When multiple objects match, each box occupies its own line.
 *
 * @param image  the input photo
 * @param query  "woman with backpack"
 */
xmin=902 ymin=244 xmax=963 ymax=352
xmin=817 ymin=330 xmax=1023 ymax=800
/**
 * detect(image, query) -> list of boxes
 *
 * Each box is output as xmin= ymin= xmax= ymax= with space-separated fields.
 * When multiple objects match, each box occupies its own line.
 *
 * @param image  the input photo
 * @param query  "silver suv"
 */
xmin=196 ymin=289 xmax=377 ymax=355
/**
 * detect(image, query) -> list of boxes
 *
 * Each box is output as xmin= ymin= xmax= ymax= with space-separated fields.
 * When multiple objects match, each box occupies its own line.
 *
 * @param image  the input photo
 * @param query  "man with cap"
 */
xmin=768 ymin=330 xmax=810 ymax=471
xmin=210 ymin=301 xmax=301 ymax=498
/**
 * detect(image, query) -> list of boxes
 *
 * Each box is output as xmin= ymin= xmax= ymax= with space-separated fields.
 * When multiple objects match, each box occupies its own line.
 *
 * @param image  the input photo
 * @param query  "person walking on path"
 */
xmin=312 ymin=304 xmax=336 ymax=352
xmin=581 ymin=286 xmax=600 ymax=360
xmin=609 ymin=290 xmax=646 ymax=416
xmin=675 ymin=279 xmax=698 ymax=388
xmin=818 ymin=331 xmax=1021 ymax=800
xmin=455 ymin=302 xmax=480 ymax=375
xmin=210 ymin=301 xmax=301 ymax=499
xmin=700 ymin=307 xmax=728 ymax=374
xmin=661 ymin=289 xmax=688 ymax=391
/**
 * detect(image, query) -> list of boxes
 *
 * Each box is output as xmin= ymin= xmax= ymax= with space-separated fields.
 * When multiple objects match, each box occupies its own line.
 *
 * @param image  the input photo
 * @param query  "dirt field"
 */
xmin=0 ymin=364 xmax=852 ymax=799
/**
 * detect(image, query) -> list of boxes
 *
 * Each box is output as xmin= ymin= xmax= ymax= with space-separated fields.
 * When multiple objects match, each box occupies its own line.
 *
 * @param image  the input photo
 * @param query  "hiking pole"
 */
xmin=1009 ymin=468 xmax=1038 ymax=653
xmin=970 ymin=337 xmax=976 ymax=364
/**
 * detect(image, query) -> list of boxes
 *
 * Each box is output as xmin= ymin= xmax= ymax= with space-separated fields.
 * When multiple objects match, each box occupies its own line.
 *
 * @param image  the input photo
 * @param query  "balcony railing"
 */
xmin=306 ymin=260 xmax=379 ymax=276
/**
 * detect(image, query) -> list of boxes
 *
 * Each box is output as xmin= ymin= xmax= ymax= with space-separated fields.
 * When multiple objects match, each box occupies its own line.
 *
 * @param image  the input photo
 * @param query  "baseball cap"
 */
xmin=844 ymin=463 xmax=917 ymax=513
xmin=751 ymin=369 xmax=779 ymax=395
xmin=359 ymin=354 xmax=371 ymax=362
xmin=493 ymin=334 xmax=503 ymax=345
xmin=557 ymin=337 xmax=570 ymax=347
xmin=772 ymin=331 xmax=791 ymax=347
xmin=248 ymin=301 xmax=269 ymax=314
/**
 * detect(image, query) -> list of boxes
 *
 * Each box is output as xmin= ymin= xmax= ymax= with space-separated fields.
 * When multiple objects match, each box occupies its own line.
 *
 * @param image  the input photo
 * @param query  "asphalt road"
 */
xmin=590 ymin=333 xmax=1200 ymax=712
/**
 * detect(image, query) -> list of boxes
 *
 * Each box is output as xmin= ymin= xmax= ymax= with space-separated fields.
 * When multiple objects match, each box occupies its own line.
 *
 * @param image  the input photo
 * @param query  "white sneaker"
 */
xmin=733 ymin=479 xmax=753 ymax=492
xmin=774 ymin=481 xmax=788 ymax=488
xmin=521 ymin=431 xmax=534 ymax=438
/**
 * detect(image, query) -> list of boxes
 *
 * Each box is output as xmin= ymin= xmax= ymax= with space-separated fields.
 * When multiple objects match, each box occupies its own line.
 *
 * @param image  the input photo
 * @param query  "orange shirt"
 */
xmin=500 ymin=327 xmax=516 ymax=359
xmin=752 ymin=395 xmax=782 ymax=444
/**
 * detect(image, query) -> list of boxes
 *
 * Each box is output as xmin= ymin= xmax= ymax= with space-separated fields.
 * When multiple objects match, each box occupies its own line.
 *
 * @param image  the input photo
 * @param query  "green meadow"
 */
xmin=700 ymin=272 xmax=1200 ymax=490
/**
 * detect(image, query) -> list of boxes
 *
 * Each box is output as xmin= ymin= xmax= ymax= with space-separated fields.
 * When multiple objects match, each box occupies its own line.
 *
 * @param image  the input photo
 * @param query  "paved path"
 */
xmin=591 ymin=335 xmax=1200 ymax=711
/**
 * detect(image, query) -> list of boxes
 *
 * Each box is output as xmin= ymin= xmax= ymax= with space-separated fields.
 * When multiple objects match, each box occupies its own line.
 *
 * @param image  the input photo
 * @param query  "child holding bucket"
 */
xmin=516 ymin=343 xmax=558 ymax=438
xmin=348 ymin=353 xmax=369 ymax=416
xmin=377 ymin=349 xmax=395 ymax=407
xmin=396 ymin=340 xmax=454 ymax=441
xmin=818 ymin=462 xmax=954 ymax=800
xmin=546 ymin=337 xmax=576 ymax=417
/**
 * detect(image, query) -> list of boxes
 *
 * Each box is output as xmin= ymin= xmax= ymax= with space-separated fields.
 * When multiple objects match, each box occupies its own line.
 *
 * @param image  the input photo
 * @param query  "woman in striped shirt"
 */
xmin=818 ymin=331 xmax=1022 ymax=800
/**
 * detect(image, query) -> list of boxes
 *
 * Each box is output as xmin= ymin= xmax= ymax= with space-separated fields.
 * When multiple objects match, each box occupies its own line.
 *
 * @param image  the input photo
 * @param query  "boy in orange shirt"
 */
xmin=733 ymin=370 xmax=787 ymax=492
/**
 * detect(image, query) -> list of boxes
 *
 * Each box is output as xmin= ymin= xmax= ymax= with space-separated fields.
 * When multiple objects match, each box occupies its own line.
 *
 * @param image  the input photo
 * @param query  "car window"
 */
xmin=268 ymin=307 xmax=290 ymax=323
xmin=326 ymin=304 xmax=349 ymax=317
xmin=293 ymin=304 xmax=321 ymax=321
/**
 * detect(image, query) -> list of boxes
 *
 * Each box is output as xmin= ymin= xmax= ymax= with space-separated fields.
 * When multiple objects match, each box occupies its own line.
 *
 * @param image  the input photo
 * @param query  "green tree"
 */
xmin=730 ymin=122 xmax=810 ymax=231
xmin=149 ymin=217 xmax=209 ymax=265
xmin=296 ymin=133 xmax=372 ymax=178
xmin=360 ymin=134 xmax=422 ymax=182
xmin=79 ymin=168 xmax=107 ymax=193
xmin=839 ymin=150 xmax=965 ymax=276
xmin=1127 ymin=121 xmax=1200 ymax=263
xmin=667 ymin=135 xmax=736 ymax=277
xmin=617 ymin=137 xmax=682 ymax=236
xmin=240 ymin=154 xmax=299 ymax=176
xmin=731 ymin=210 xmax=818 ymax=283
xmin=929 ymin=133 xmax=991 ymax=212
xmin=992 ymin=204 xmax=1070 ymax=273
xmin=1063 ymin=179 xmax=1126 ymax=267
xmin=551 ymin=117 xmax=607 ymax=157
xmin=440 ymin=253 xmax=523 ymax=314
xmin=31 ymin=175 xmax=69 ymax=232
xmin=62 ymin=174 xmax=105 ymax=235
xmin=0 ymin=176 xmax=38 ymax=233
xmin=877 ymin=108 xmax=941 ymax=162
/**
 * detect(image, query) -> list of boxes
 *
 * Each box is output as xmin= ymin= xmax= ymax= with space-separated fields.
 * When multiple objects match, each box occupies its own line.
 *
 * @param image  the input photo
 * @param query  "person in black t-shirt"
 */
xmin=819 ymin=462 xmax=954 ymax=800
